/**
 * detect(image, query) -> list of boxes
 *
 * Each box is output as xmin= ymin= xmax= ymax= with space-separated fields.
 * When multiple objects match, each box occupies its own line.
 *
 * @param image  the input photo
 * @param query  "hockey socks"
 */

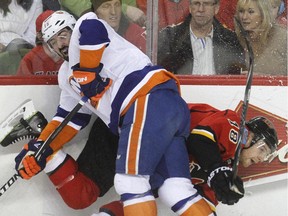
xmin=124 ymin=200 xmax=157 ymax=216
xmin=48 ymin=154 xmax=100 ymax=209
xmin=94 ymin=200 xmax=124 ymax=216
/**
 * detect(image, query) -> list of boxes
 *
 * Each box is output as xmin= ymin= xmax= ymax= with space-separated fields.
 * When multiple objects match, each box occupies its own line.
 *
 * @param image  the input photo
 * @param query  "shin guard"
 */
xmin=49 ymin=155 xmax=100 ymax=209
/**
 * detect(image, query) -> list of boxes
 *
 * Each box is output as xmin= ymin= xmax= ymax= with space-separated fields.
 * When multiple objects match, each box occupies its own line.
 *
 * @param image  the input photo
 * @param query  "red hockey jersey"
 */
xmin=187 ymin=103 xmax=246 ymax=206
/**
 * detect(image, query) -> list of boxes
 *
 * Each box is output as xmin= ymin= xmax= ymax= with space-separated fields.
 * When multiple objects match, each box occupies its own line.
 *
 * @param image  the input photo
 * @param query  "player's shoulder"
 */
xmin=78 ymin=11 xmax=98 ymax=21
xmin=203 ymin=109 xmax=239 ymax=127
xmin=74 ymin=12 xmax=99 ymax=29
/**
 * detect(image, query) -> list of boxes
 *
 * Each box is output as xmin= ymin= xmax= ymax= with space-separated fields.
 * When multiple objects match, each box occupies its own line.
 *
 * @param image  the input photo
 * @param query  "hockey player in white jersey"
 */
xmin=14 ymin=10 xmax=213 ymax=216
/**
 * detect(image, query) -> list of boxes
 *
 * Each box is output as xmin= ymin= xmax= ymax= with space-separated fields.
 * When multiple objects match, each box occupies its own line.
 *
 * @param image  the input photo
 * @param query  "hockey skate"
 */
xmin=0 ymin=99 xmax=48 ymax=147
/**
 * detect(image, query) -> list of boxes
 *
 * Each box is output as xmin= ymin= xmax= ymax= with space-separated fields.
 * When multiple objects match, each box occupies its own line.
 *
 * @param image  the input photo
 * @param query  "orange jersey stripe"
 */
xmin=121 ymin=70 xmax=179 ymax=117
xmin=124 ymin=200 xmax=157 ymax=216
xmin=126 ymin=95 xmax=148 ymax=174
xmin=80 ymin=45 xmax=105 ymax=68
xmin=38 ymin=120 xmax=78 ymax=151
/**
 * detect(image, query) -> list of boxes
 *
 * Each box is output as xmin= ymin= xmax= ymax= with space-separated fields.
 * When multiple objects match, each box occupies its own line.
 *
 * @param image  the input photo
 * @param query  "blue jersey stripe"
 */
xmin=55 ymin=106 xmax=91 ymax=129
xmin=79 ymin=19 xmax=110 ymax=46
xmin=109 ymin=65 xmax=163 ymax=134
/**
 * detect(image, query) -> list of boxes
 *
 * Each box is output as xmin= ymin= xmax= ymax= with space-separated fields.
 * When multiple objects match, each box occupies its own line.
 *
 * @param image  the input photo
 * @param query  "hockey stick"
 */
xmin=0 ymin=96 xmax=89 ymax=197
xmin=230 ymin=18 xmax=254 ymax=194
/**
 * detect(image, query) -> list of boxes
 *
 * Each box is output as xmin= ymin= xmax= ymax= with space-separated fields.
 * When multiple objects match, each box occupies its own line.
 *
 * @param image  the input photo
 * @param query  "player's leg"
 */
xmin=45 ymin=149 xmax=100 ymax=209
xmin=114 ymin=83 xmax=189 ymax=215
xmin=148 ymin=83 xmax=214 ymax=215
xmin=114 ymin=93 xmax=162 ymax=216
xmin=48 ymin=117 xmax=118 ymax=209
xmin=77 ymin=117 xmax=119 ymax=196
xmin=153 ymin=131 xmax=214 ymax=215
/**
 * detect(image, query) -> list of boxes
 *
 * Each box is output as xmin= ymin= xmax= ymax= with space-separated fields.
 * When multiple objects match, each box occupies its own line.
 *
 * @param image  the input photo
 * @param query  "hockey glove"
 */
xmin=15 ymin=139 xmax=53 ymax=180
xmin=207 ymin=165 xmax=244 ymax=205
xmin=72 ymin=63 xmax=112 ymax=104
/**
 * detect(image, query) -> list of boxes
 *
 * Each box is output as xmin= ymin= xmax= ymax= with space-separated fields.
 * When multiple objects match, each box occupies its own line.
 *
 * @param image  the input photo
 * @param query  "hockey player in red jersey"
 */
xmin=184 ymin=103 xmax=278 ymax=212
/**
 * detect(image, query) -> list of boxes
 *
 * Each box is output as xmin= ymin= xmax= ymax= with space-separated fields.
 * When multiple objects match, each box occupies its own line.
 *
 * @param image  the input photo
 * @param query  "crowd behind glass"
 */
xmin=0 ymin=0 xmax=287 ymax=76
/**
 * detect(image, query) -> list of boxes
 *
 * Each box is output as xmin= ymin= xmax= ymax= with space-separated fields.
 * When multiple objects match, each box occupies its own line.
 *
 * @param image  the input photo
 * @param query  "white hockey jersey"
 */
xmin=57 ymin=12 xmax=177 ymax=134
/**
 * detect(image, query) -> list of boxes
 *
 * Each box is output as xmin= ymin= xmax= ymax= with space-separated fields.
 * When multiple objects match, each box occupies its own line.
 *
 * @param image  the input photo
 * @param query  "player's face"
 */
xmin=237 ymin=1 xmax=262 ymax=33
xmin=239 ymin=136 xmax=272 ymax=167
xmin=95 ymin=0 xmax=122 ymax=32
xmin=47 ymin=28 xmax=71 ymax=61
xmin=189 ymin=0 xmax=219 ymax=28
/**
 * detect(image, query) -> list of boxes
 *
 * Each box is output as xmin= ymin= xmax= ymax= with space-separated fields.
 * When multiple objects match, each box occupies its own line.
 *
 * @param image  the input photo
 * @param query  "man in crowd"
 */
xmin=157 ymin=0 xmax=246 ymax=75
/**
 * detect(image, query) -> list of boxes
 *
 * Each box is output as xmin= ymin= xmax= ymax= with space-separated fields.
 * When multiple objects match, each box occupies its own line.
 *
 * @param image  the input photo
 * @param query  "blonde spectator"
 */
xmin=235 ymin=0 xmax=287 ymax=75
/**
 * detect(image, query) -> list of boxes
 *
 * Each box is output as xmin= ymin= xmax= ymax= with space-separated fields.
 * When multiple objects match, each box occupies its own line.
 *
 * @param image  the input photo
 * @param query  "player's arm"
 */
xmin=187 ymin=123 xmax=244 ymax=205
xmin=39 ymin=106 xmax=91 ymax=151
xmin=14 ymin=106 xmax=91 ymax=180
xmin=72 ymin=18 xmax=112 ymax=105
xmin=187 ymin=125 xmax=223 ymax=170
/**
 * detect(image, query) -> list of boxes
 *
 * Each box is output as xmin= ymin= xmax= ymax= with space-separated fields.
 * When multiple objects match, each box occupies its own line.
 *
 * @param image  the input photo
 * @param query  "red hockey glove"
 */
xmin=15 ymin=139 xmax=53 ymax=180
xmin=207 ymin=165 xmax=244 ymax=205
xmin=72 ymin=63 xmax=112 ymax=104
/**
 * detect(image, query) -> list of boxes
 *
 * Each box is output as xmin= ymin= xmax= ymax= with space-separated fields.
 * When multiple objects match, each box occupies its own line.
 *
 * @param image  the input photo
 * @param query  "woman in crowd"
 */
xmin=235 ymin=0 xmax=287 ymax=75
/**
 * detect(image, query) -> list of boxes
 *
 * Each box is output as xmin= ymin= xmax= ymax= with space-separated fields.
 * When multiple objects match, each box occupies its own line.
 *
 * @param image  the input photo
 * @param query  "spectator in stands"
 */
xmin=157 ymin=0 xmax=246 ymax=75
xmin=137 ymin=0 xmax=190 ymax=30
xmin=92 ymin=0 xmax=146 ymax=52
xmin=235 ymin=0 xmax=287 ymax=75
xmin=16 ymin=10 xmax=64 ymax=76
xmin=58 ymin=0 xmax=146 ymax=52
xmin=58 ymin=0 xmax=91 ymax=18
xmin=136 ymin=0 xmax=243 ymax=31
xmin=42 ymin=0 xmax=60 ymax=11
xmin=278 ymin=0 xmax=287 ymax=26
xmin=122 ymin=0 xmax=146 ymax=27
xmin=269 ymin=0 xmax=287 ymax=26
xmin=0 ymin=42 xmax=32 ymax=75
xmin=0 ymin=0 xmax=43 ymax=51
xmin=59 ymin=0 xmax=146 ymax=26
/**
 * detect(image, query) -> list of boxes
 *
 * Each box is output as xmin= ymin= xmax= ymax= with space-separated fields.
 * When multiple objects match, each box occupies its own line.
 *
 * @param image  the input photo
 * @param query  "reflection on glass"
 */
xmin=0 ymin=0 xmax=287 ymax=78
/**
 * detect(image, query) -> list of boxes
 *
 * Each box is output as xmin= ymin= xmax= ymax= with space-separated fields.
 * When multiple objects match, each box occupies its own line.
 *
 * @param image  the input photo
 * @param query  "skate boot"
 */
xmin=0 ymin=100 xmax=48 ymax=147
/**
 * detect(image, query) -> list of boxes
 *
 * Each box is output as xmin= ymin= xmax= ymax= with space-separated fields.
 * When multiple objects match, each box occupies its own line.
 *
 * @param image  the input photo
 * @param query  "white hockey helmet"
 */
xmin=42 ymin=10 xmax=76 ymax=43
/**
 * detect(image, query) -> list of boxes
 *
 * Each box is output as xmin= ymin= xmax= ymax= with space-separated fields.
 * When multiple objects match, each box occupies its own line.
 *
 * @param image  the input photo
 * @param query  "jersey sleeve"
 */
xmin=38 ymin=106 xmax=91 ymax=151
xmin=78 ymin=19 xmax=111 ymax=68
xmin=187 ymin=110 xmax=241 ymax=171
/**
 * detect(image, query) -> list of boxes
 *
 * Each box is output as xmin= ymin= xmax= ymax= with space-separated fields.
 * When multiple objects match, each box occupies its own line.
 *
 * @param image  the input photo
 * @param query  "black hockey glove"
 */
xmin=207 ymin=165 xmax=244 ymax=205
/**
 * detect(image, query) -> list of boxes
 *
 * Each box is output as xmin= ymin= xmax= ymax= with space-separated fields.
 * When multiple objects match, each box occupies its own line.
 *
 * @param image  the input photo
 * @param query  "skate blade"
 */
xmin=0 ymin=99 xmax=36 ymax=143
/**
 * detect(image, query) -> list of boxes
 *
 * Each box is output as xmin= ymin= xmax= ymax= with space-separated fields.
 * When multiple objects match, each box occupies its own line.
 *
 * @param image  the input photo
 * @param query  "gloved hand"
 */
xmin=15 ymin=139 xmax=53 ymax=180
xmin=72 ymin=63 xmax=112 ymax=105
xmin=207 ymin=165 xmax=244 ymax=205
